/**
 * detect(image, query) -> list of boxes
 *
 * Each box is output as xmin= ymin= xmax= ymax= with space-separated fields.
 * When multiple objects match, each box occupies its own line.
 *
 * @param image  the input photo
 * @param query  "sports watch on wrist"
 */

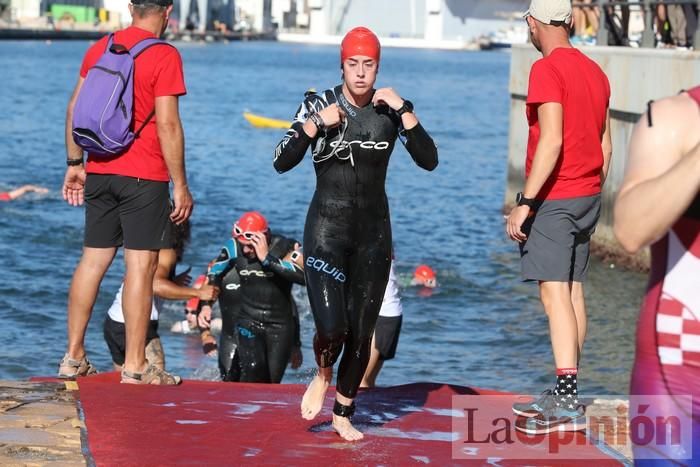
xmin=309 ymin=112 xmax=325 ymax=132
xmin=66 ymin=158 xmax=84 ymax=167
xmin=516 ymin=192 xmax=536 ymax=208
xmin=397 ymin=100 xmax=414 ymax=116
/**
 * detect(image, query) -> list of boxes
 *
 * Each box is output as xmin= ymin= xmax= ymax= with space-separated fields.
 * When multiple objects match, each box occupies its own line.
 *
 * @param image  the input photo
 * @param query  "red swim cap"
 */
xmin=341 ymin=27 xmax=380 ymax=63
xmin=414 ymin=265 xmax=436 ymax=281
xmin=233 ymin=211 xmax=268 ymax=238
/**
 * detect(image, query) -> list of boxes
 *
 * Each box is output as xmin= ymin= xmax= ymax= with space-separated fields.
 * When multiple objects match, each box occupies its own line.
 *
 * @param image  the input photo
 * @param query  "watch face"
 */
xmin=516 ymin=192 xmax=523 ymax=204
xmin=404 ymin=100 xmax=414 ymax=113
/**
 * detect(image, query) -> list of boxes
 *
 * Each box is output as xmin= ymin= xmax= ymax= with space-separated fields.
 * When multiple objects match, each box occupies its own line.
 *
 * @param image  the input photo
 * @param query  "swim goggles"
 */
xmin=312 ymin=118 xmax=355 ymax=167
xmin=232 ymin=224 xmax=267 ymax=240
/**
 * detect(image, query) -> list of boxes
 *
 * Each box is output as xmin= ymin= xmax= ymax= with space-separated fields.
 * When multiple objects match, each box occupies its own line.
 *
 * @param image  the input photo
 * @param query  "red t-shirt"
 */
xmin=79 ymin=26 xmax=186 ymax=182
xmin=0 ymin=192 xmax=11 ymax=201
xmin=526 ymin=47 xmax=610 ymax=200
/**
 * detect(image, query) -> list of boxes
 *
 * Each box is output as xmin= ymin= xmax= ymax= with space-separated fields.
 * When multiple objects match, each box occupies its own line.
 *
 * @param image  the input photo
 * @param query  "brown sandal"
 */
xmin=121 ymin=364 xmax=182 ymax=385
xmin=58 ymin=353 xmax=98 ymax=379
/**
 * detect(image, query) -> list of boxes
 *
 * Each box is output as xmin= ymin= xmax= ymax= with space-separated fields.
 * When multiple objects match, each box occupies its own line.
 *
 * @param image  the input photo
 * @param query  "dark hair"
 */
xmin=172 ymin=220 xmax=191 ymax=262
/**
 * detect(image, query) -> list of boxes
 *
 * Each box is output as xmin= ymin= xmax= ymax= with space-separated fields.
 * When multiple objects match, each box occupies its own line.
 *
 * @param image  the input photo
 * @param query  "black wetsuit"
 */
xmin=274 ymin=85 xmax=438 ymax=398
xmin=217 ymin=266 xmax=241 ymax=382
xmin=209 ymin=234 xmax=304 ymax=383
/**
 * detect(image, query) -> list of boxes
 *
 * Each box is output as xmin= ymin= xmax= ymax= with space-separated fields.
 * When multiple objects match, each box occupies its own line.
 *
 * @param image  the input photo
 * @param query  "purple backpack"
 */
xmin=72 ymin=33 xmax=168 ymax=157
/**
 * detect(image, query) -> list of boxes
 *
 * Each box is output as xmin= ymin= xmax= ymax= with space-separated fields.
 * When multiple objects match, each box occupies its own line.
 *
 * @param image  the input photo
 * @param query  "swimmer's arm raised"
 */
xmin=263 ymin=254 xmax=305 ymax=285
xmin=274 ymin=100 xmax=316 ymax=173
xmin=614 ymin=96 xmax=700 ymax=253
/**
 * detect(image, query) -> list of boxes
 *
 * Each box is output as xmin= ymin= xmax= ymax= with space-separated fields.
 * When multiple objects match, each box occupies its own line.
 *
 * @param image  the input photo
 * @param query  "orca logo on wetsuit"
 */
xmin=225 ymin=283 xmax=241 ymax=290
xmin=306 ymin=256 xmax=347 ymax=283
xmin=329 ymin=140 xmax=390 ymax=151
xmin=239 ymin=269 xmax=274 ymax=278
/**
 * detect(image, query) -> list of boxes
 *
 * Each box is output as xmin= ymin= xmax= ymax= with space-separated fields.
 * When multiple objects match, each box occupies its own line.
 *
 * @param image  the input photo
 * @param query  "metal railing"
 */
xmin=580 ymin=0 xmax=700 ymax=48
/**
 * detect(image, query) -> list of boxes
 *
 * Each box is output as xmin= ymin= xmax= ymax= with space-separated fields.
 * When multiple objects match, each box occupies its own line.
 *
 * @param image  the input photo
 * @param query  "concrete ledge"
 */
xmin=0 ymin=382 xmax=84 ymax=465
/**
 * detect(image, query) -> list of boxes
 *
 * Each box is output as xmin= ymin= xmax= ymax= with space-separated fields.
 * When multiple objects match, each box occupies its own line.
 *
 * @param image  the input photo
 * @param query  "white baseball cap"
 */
xmin=525 ymin=0 xmax=573 ymax=25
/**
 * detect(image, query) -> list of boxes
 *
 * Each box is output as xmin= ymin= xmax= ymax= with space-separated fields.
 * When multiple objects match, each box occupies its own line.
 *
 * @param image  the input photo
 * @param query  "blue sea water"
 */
xmin=0 ymin=40 xmax=646 ymax=394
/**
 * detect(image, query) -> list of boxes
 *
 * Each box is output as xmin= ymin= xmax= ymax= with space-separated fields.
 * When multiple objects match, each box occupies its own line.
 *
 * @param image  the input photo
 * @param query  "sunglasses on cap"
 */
xmin=232 ymin=224 xmax=267 ymax=240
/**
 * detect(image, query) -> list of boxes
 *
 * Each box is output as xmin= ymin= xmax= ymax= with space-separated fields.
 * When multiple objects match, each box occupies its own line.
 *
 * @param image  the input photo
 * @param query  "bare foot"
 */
xmin=300 ymin=368 xmax=331 ymax=420
xmin=332 ymin=414 xmax=364 ymax=441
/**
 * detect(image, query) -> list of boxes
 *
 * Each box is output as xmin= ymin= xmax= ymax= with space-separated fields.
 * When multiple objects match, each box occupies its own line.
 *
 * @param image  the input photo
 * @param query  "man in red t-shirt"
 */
xmin=505 ymin=0 xmax=612 ymax=434
xmin=59 ymin=0 xmax=192 ymax=385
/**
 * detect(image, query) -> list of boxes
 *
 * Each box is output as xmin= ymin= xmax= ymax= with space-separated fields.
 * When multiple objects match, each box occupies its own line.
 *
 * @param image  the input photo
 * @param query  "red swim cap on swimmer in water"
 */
xmin=233 ymin=211 xmax=269 ymax=239
xmin=341 ymin=27 xmax=381 ymax=63
xmin=414 ymin=264 xmax=436 ymax=282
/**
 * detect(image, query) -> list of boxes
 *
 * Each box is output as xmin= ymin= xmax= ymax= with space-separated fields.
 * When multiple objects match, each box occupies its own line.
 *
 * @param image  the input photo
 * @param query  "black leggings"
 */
xmin=303 ymin=197 xmax=392 ymax=399
xmin=235 ymin=316 xmax=294 ymax=383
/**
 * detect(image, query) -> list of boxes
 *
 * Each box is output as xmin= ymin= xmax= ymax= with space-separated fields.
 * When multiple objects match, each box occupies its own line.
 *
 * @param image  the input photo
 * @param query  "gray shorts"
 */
xmin=519 ymin=194 xmax=601 ymax=282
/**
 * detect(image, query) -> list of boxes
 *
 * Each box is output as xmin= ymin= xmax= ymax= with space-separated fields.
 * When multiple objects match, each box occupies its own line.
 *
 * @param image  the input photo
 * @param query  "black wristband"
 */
xmin=397 ymin=99 xmax=414 ymax=116
xmin=66 ymin=158 xmax=84 ymax=167
xmin=332 ymin=400 xmax=356 ymax=418
xmin=516 ymin=192 xmax=537 ymax=208
xmin=309 ymin=112 xmax=325 ymax=132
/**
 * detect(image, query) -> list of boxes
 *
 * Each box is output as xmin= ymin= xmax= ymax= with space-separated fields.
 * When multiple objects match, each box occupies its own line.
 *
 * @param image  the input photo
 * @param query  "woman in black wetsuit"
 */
xmin=207 ymin=211 xmax=304 ymax=384
xmin=273 ymin=27 xmax=438 ymax=440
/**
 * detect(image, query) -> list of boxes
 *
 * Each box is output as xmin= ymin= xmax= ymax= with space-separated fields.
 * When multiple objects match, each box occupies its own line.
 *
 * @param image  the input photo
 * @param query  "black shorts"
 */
xmin=103 ymin=315 xmax=159 ymax=366
xmin=84 ymin=174 xmax=173 ymax=250
xmin=374 ymin=315 xmax=403 ymax=361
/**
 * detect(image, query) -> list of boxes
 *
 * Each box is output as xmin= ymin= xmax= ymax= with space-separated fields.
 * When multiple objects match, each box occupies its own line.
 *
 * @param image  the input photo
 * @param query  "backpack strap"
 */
xmin=129 ymin=37 xmax=171 ymax=58
xmin=105 ymin=33 xmax=115 ymax=52
xmin=128 ymin=38 xmax=175 ymax=137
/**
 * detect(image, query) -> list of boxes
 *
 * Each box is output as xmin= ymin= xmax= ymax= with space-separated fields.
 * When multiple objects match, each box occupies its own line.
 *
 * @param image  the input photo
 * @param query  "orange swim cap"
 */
xmin=233 ymin=211 xmax=269 ymax=239
xmin=340 ymin=27 xmax=381 ymax=63
xmin=414 ymin=265 xmax=436 ymax=281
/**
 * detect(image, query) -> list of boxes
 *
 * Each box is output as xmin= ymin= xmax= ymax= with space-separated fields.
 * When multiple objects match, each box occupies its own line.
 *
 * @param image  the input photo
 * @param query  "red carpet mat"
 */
xmin=70 ymin=373 xmax=625 ymax=465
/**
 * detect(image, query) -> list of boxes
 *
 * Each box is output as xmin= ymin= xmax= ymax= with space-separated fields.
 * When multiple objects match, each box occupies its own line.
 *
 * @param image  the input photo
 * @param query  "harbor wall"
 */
xmin=507 ymin=44 xmax=700 ymax=269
